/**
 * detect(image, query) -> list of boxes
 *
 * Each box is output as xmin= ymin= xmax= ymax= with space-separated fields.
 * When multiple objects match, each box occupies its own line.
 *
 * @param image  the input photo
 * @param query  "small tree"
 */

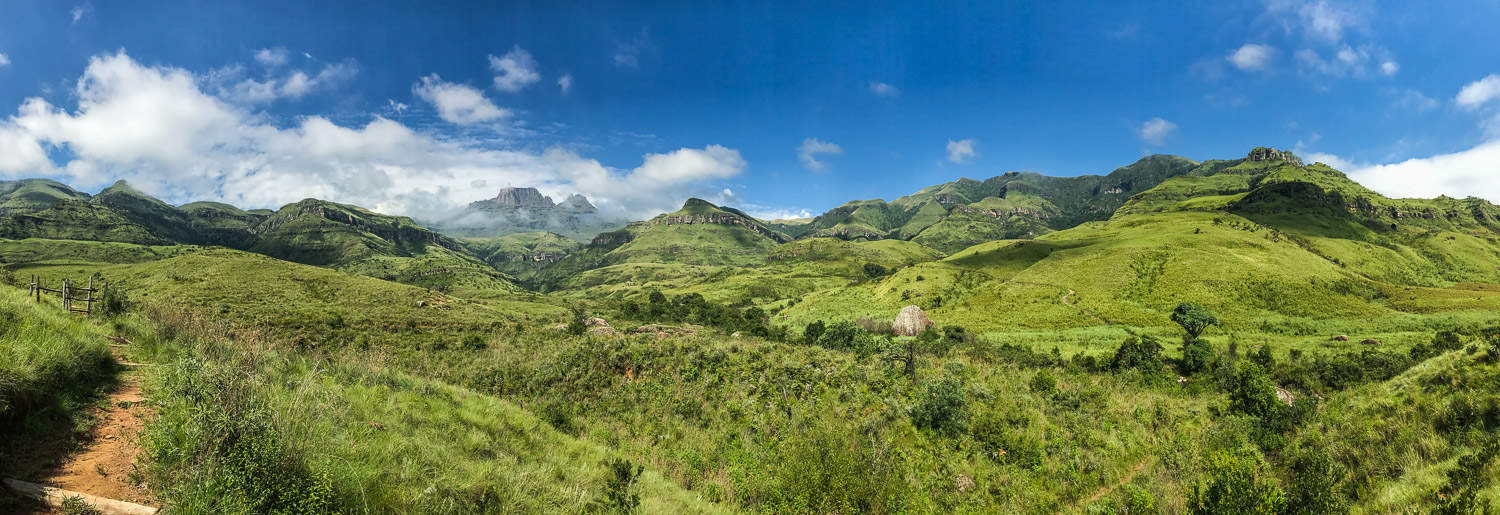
xmin=863 ymin=262 xmax=888 ymax=278
xmin=802 ymin=320 xmax=826 ymax=346
xmin=1180 ymin=338 xmax=1213 ymax=375
xmin=566 ymin=305 xmax=588 ymax=336
xmin=1171 ymin=302 xmax=1218 ymax=340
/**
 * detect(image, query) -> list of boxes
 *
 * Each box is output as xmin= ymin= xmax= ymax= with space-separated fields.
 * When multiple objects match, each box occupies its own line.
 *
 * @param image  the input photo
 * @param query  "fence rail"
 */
xmin=26 ymin=275 xmax=99 ymax=315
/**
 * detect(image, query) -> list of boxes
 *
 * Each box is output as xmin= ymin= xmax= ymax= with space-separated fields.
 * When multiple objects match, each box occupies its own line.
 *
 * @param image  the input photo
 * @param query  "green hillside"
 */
xmin=0 ymin=179 xmax=92 ymax=215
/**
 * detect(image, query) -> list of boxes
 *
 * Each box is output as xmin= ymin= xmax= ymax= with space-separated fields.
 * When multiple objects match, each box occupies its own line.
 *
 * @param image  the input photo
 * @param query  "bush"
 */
xmin=1180 ymin=338 xmax=1213 ymax=375
xmin=802 ymin=320 xmax=826 ymax=346
xmin=1029 ymin=370 xmax=1057 ymax=396
xmin=817 ymin=321 xmax=877 ymax=355
xmin=97 ymin=284 xmax=129 ymax=317
xmin=911 ymin=377 xmax=968 ymax=434
xmin=863 ymin=263 xmax=888 ymax=278
xmin=1188 ymin=452 xmax=1285 ymax=514
xmin=1285 ymin=438 xmax=1348 ymax=514
xmin=1110 ymin=336 xmax=1164 ymax=372
xmin=602 ymin=458 xmax=643 ymax=514
xmin=1249 ymin=345 xmax=1275 ymax=369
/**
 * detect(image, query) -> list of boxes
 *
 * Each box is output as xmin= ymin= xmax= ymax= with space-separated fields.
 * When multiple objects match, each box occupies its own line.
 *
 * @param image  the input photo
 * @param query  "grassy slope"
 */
xmin=134 ymin=309 xmax=721 ymax=514
xmin=0 ymin=179 xmax=92 ymax=215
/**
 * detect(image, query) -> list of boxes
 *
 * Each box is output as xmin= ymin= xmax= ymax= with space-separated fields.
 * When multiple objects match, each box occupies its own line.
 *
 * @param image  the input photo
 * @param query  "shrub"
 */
xmin=1228 ymin=361 xmax=1280 ymax=421
xmin=1249 ymin=345 xmax=1275 ymax=369
xmin=911 ymin=377 xmax=968 ymax=434
xmin=566 ymin=306 xmax=588 ymax=336
xmin=817 ymin=321 xmax=877 ymax=355
xmin=802 ymin=320 xmax=826 ymax=346
xmin=602 ymin=458 xmax=643 ymax=514
xmin=1432 ymin=439 xmax=1500 ymax=515
xmin=1180 ymin=338 xmax=1213 ymax=375
xmin=1188 ymin=452 xmax=1286 ymax=514
xmin=1171 ymin=302 xmax=1218 ymax=339
xmin=1110 ymin=336 xmax=1164 ymax=372
xmin=1285 ymin=437 xmax=1348 ymax=514
xmin=1029 ymin=370 xmax=1057 ymax=396
xmin=863 ymin=263 xmax=888 ymax=278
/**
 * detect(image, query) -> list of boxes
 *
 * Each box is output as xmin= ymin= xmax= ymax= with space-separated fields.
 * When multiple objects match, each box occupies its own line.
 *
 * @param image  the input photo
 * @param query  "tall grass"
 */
xmin=0 ymin=287 xmax=118 ymax=477
xmin=133 ymin=304 xmax=721 ymax=514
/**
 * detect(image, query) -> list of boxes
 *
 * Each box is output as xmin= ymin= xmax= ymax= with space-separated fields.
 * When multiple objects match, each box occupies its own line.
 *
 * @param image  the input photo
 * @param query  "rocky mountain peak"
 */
xmin=471 ymin=187 xmax=556 ymax=210
xmin=558 ymin=194 xmax=597 ymax=214
xmin=1246 ymin=147 xmax=1304 ymax=167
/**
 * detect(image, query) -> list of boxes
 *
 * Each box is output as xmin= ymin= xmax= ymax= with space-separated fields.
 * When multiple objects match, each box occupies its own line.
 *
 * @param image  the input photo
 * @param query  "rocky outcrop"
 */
xmin=557 ymin=194 xmax=597 ymax=214
xmin=651 ymin=213 xmax=791 ymax=243
xmin=892 ymin=305 xmax=935 ymax=336
xmin=959 ymin=205 xmax=1052 ymax=220
xmin=1246 ymin=147 xmax=1305 ymax=167
xmin=470 ymin=187 xmax=556 ymax=211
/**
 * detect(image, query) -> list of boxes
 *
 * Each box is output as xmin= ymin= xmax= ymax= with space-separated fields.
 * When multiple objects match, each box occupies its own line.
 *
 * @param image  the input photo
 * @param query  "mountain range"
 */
xmin=3 ymin=147 xmax=1498 ymax=310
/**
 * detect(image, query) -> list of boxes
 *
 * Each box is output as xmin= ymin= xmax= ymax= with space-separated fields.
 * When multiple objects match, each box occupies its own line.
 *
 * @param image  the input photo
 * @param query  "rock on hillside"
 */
xmin=892 ymin=305 xmax=934 ymax=336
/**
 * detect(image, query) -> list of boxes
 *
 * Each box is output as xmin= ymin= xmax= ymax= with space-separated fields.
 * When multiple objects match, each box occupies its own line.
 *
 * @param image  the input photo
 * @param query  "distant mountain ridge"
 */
xmin=428 ymin=187 xmax=622 ymax=241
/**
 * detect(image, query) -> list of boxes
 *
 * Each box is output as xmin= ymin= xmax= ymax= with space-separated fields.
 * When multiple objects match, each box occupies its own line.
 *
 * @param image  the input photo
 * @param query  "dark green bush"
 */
xmin=863 ymin=263 xmax=888 ymax=278
xmin=1285 ymin=437 xmax=1348 ymax=514
xmin=911 ymin=377 xmax=968 ymax=434
xmin=1180 ymin=338 xmax=1213 ymax=375
xmin=816 ymin=321 xmax=877 ymax=355
xmin=1110 ymin=336 xmax=1164 ymax=372
xmin=802 ymin=320 xmax=826 ymax=346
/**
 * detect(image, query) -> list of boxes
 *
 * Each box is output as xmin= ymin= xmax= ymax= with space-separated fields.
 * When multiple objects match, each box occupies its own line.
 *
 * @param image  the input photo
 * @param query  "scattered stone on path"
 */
xmin=892 ymin=305 xmax=934 ymax=336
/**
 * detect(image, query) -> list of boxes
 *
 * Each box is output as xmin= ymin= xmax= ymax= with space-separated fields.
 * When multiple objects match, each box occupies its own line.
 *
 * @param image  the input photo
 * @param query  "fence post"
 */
xmin=87 ymin=276 xmax=94 ymax=315
xmin=62 ymin=278 xmax=69 ymax=312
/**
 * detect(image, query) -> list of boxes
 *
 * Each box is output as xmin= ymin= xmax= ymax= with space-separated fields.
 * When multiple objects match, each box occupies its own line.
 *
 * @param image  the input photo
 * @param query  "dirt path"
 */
xmin=1076 ymin=457 xmax=1151 ymax=510
xmin=1059 ymin=288 xmax=1112 ymax=326
xmin=42 ymin=369 xmax=156 ymax=507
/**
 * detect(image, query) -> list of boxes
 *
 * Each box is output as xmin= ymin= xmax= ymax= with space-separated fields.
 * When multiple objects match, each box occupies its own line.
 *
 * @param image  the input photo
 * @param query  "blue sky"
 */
xmin=1 ymin=0 xmax=1499 ymax=220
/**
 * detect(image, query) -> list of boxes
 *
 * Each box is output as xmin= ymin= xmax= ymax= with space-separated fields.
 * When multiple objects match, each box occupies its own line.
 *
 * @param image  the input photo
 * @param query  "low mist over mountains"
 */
xmin=424 ymin=187 xmax=626 ymax=241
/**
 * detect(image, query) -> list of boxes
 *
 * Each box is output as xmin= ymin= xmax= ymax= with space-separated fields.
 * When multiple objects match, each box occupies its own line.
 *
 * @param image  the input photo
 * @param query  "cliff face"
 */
xmin=650 ymin=213 xmax=792 ymax=243
xmin=470 ymin=187 xmax=557 ymax=211
xmin=1247 ymin=147 xmax=1305 ymax=167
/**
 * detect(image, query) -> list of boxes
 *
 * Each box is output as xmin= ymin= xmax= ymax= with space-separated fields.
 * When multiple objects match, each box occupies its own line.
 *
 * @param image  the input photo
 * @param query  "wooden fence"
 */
xmin=26 ymin=275 xmax=98 ymax=315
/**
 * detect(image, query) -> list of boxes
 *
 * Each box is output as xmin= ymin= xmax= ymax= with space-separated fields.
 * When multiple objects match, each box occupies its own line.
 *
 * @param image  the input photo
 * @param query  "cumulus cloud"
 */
xmin=557 ymin=73 xmax=573 ymax=93
xmin=208 ymin=59 xmax=357 ymax=104
xmin=412 ymin=74 xmax=509 ymax=124
xmin=1227 ymin=44 xmax=1275 ymax=71
xmin=869 ymin=81 xmax=900 ymax=98
xmin=0 ymin=50 xmax=747 ymax=220
xmin=0 ymin=53 xmax=10 ymax=67
xmin=1380 ymin=61 xmax=1399 ymax=76
xmin=1136 ymin=118 xmax=1177 ymax=146
xmin=254 ymin=48 xmax=288 ymax=68
xmin=797 ymin=138 xmax=842 ymax=171
xmin=488 ymin=46 xmax=541 ymax=93
xmin=1348 ymin=140 xmax=1500 ymax=202
xmin=1456 ymin=74 xmax=1500 ymax=110
xmin=946 ymin=139 xmax=977 ymax=163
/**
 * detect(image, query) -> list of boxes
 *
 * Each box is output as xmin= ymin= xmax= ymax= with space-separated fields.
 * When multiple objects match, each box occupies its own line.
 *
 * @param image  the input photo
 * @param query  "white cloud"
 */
xmin=70 ymin=3 xmax=92 ymax=23
xmin=869 ymin=81 xmax=900 ymax=98
xmin=746 ymin=207 xmax=813 ymax=220
xmin=385 ymin=99 xmax=408 ymax=115
xmin=946 ymin=139 xmax=977 ymax=164
xmin=254 ymin=48 xmax=288 ymax=68
xmin=1227 ymin=44 xmax=1275 ymax=71
xmin=1348 ymin=140 xmax=1500 ymax=202
xmin=797 ymin=138 xmax=843 ymax=171
xmin=0 ymin=53 xmax=10 ymax=67
xmin=412 ymin=74 xmax=509 ymax=124
xmin=488 ymin=46 xmax=541 ymax=93
xmin=1380 ymin=61 xmax=1399 ymax=76
xmin=557 ymin=73 xmax=573 ymax=93
xmin=1456 ymin=74 xmax=1500 ymax=111
xmin=1136 ymin=118 xmax=1177 ymax=146
xmin=208 ymin=60 xmax=358 ymax=104
xmin=0 ymin=50 xmax=742 ymax=219
xmin=1303 ymin=151 xmax=1358 ymax=171
xmin=1265 ymin=0 xmax=1361 ymax=43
